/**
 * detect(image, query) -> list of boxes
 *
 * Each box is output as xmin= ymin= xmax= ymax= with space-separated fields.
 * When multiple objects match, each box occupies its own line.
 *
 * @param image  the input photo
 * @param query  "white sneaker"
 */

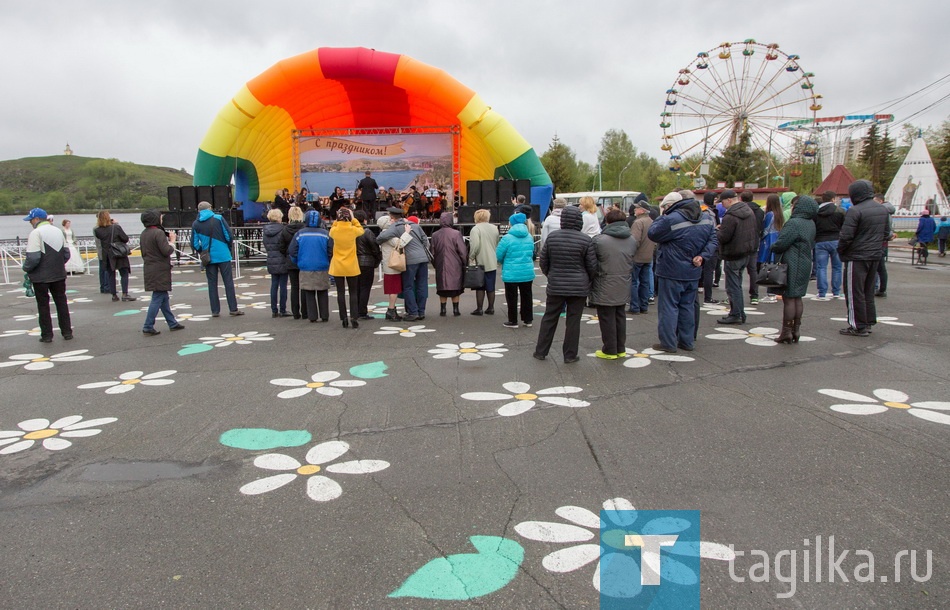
xmin=760 ymin=295 xmax=778 ymax=304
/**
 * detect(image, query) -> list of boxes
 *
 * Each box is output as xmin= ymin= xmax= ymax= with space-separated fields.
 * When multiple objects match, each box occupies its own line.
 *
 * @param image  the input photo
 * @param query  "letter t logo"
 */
xmin=625 ymin=535 xmax=679 ymax=585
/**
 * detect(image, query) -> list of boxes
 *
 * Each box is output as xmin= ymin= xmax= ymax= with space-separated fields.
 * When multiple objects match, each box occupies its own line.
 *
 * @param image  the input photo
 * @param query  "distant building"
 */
xmin=64 ymin=143 xmax=73 ymax=156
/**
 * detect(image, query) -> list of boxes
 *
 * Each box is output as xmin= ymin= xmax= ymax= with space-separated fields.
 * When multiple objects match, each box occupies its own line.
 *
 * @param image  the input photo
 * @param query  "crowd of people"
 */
xmin=19 ymin=178 xmax=939 ymax=355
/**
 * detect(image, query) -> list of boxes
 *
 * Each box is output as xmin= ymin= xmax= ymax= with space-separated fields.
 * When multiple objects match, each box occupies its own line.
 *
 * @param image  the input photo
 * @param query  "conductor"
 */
xmin=357 ymin=171 xmax=379 ymax=216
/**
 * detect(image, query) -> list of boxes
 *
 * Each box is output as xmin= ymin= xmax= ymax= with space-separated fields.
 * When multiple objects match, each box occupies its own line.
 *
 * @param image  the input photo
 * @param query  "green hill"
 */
xmin=0 ymin=155 xmax=193 ymax=215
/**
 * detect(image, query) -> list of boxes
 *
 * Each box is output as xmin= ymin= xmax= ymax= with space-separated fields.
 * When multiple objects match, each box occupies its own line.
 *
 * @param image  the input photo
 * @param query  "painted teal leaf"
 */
xmin=219 ymin=428 xmax=312 ymax=450
xmin=113 ymin=309 xmax=141 ymax=316
xmin=388 ymin=536 xmax=523 ymax=600
xmin=349 ymin=361 xmax=388 ymax=379
xmin=177 ymin=343 xmax=214 ymax=356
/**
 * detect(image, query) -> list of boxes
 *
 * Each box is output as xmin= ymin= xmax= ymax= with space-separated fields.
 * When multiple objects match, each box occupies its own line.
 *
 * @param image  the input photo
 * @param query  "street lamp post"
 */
xmin=618 ymin=161 xmax=632 ymax=190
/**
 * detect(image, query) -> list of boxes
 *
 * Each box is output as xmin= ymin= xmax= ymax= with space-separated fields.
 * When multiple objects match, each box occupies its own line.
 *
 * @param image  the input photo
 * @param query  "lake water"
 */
xmin=0 ymin=212 xmax=146 ymax=241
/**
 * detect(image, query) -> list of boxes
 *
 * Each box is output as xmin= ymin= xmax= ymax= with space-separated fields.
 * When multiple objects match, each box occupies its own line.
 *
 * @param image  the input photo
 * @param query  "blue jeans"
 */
xmin=629 ymin=262 xmax=653 ymax=312
xmin=656 ymin=277 xmax=698 ymax=350
xmin=98 ymin=260 xmax=109 ymax=293
xmin=401 ymin=263 xmax=429 ymax=316
xmin=814 ymin=240 xmax=842 ymax=296
xmin=144 ymin=291 xmax=178 ymax=331
xmin=270 ymin=273 xmax=288 ymax=313
xmin=724 ymin=256 xmax=750 ymax=318
xmin=205 ymin=262 xmax=238 ymax=314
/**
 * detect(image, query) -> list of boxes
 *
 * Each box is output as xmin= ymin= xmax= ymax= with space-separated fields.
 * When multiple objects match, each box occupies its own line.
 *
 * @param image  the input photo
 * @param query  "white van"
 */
xmin=556 ymin=191 xmax=643 ymax=215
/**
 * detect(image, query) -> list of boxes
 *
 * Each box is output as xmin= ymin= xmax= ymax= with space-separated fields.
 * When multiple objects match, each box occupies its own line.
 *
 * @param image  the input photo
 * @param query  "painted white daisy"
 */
xmin=0 ymin=327 xmax=42 ymax=338
xmin=0 ymin=349 xmax=93 ymax=371
xmin=65 ymin=297 xmax=93 ymax=304
xmin=233 ymin=291 xmax=269 ymax=301
xmin=0 ymin=416 xmax=118 ymax=455
xmin=78 ymin=370 xmax=176 ymax=394
xmin=586 ymin=348 xmax=695 ymax=368
xmin=234 ymin=283 xmax=257 ymax=288
xmin=239 ymin=440 xmax=389 ymax=502
xmin=138 ymin=303 xmax=191 ymax=312
xmin=819 ymin=388 xmax=950 ymax=426
xmin=579 ymin=313 xmax=636 ymax=325
xmin=830 ymin=316 xmax=912 ymax=327
xmin=199 ymin=331 xmax=274 ymax=348
xmin=461 ymin=381 xmax=589 ymax=417
xmin=374 ymin=325 xmax=435 ymax=338
xmin=240 ymin=301 xmax=271 ymax=310
xmin=333 ymin=304 xmax=389 ymax=317
xmin=515 ymin=498 xmax=735 ymax=599
xmin=428 ymin=342 xmax=508 ymax=361
xmin=270 ymin=371 xmax=367 ymax=398
xmin=174 ymin=313 xmax=214 ymax=322
xmin=700 ymin=304 xmax=765 ymax=316
xmin=705 ymin=326 xmax=815 ymax=346
xmin=13 ymin=314 xmax=53 ymax=322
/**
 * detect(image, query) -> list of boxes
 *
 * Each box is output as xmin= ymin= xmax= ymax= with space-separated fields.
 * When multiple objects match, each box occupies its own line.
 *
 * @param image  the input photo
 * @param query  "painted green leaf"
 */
xmin=113 ymin=309 xmax=141 ymax=316
xmin=177 ymin=343 xmax=214 ymax=356
xmin=349 ymin=361 xmax=388 ymax=379
xmin=219 ymin=428 xmax=312 ymax=450
xmin=388 ymin=536 xmax=523 ymax=600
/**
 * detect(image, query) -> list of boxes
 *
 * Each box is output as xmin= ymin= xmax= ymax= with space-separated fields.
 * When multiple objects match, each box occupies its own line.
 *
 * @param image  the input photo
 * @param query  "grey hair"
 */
xmin=553 ymin=198 xmax=567 ymax=209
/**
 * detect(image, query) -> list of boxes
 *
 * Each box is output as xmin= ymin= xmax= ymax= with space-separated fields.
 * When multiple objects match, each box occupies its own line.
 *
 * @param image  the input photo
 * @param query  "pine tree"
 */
xmin=539 ymin=134 xmax=581 ymax=193
xmin=859 ymin=124 xmax=884 ymax=191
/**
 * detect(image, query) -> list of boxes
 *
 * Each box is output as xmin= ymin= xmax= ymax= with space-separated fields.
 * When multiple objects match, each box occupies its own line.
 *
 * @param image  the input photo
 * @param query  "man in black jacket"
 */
xmin=716 ymin=190 xmax=759 ymax=324
xmin=533 ymin=206 xmax=598 ymax=363
xmin=838 ymin=180 xmax=889 ymax=337
xmin=22 ymin=208 xmax=73 ymax=342
xmin=739 ymin=191 xmax=765 ymax=303
xmin=357 ymin=171 xmax=379 ymax=216
xmin=814 ymin=191 xmax=845 ymax=298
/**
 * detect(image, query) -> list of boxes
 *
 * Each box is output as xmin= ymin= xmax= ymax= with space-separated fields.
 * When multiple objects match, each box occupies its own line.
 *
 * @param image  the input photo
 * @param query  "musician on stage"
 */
xmin=357 ymin=171 xmax=379 ymax=216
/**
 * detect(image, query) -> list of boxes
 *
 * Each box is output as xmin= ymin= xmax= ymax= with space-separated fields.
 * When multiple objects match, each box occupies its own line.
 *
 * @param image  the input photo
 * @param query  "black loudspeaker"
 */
xmin=481 ymin=180 xmax=498 ymax=205
xmin=161 ymin=211 xmax=179 ymax=228
xmin=196 ymin=185 xmax=214 ymax=206
xmin=179 ymin=210 xmax=197 ymax=228
xmin=167 ymin=186 xmax=182 ymax=211
xmin=180 ymin=186 xmax=198 ymax=211
xmin=497 ymin=179 xmax=515 ymax=205
xmin=228 ymin=209 xmax=244 ymax=227
xmin=213 ymin=185 xmax=232 ymax=210
xmin=457 ymin=206 xmax=475 ymax=224
xmin=514 ymin=179 xmax=531 ymax=203
xmin=497 ymin=204 xmax=516 ymax=223
xmin=466 ymin=180 xmax=482 ymax=206
xmin=474 ymin=205 xmax=495 ymax=223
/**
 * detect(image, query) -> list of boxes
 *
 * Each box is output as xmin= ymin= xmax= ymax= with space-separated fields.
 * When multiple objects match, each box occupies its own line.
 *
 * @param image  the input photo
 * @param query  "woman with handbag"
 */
xmin=467 ymin=209 xmax=500 ymax=315
xmin=430 ymin=211 xmax=467 ymax=316
xmin=769 ymin=195 xmax=817 ymax=343
xmin=92 ymin=210 xmax=135 ymax=302
xmin=376 ymin=214 xmax=405 ymax=320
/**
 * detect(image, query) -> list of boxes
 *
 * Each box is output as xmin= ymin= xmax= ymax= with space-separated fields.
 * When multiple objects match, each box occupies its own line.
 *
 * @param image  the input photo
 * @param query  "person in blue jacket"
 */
xmin=647 ymin=191 xmax=718 ymax=353
xmin=496 ymin=212 xmax=537 ymax=328
xmin=192 ymin=201 xmax=242 ymax=317
xmin=288 ymin=210 xmax=332 ymax=322
xmin=935 ymin=215 xmax=950 ymax=257
xmin=915 ymin=208 xmax=937 ymax=264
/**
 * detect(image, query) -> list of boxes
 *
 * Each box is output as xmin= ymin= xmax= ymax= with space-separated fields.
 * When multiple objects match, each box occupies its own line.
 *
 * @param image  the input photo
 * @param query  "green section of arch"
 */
xmin=193 ymin=149 xmax=261 ymax=202
xmin=494 ymin=149 xmax=552 ymax=186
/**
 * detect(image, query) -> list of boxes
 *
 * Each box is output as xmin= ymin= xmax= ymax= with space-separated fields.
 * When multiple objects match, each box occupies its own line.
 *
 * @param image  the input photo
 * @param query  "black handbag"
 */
xmin=755 ymin=261 xmax=787 ymax=288
xmin=463 ymin=264 xmax=486 ymax=289
xmin=109 ymin=225 xmax=131 ymax=257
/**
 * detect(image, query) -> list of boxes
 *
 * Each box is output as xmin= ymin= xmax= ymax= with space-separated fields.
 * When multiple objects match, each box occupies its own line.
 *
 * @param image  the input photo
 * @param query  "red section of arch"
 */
xmin=318 ymin=47 xmax=400 ymax=84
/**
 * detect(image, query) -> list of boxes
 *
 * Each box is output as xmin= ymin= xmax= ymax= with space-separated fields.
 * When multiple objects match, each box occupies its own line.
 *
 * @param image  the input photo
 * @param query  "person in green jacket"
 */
xmin=770 ymin=195 xmax=817 ymax=343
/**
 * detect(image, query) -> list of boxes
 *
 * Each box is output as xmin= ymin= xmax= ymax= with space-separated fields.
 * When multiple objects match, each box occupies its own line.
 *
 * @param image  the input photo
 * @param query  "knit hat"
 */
xmin=922 ymin=209 xmax=931 ymax=216
xmin=509 ymin=212 xmax=526 ymax=225
xmin=407 ymin=215 xmax=420 ymax=224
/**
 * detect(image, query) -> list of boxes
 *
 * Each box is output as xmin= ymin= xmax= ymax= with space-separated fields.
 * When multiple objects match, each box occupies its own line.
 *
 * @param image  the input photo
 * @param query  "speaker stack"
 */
xmin=497 ymin=179 xmax=515 ymax=205
xmin=196 ymin=185 xmax=214 ymax=207
xmin=180 ymin=186 xmax=198 ymax=211
xmin=480 ymin=179 xmax=498 ymax=205
xmin=212 ymin=185 xmax=232 ymax=211
xmin=466 ymin=180 xmax=482 ymax=206
xmin=179 ymin=210 xmax=197 ymax=228
xmin=514 ymin=179 xmax=531 ymax=203
xmin=457 ymin=206 xmax=476 ymax=224
xmin=167 ymin=186 xmax=182 ymax=211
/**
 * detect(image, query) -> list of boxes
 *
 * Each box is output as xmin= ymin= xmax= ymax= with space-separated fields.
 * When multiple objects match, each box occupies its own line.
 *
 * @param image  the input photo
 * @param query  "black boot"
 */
xmin=792 ymin=318 xmax=801 ymax=343
xmin=774 ymin=319 xmax=795 ymax=344
xmin=453 ymin=302 xmax=461 ymax=316
xmin=385 ymin=308 xmax=402 ymax=321
xmin=440 ymin=303 xmax=447 ymax=317
xmin=485 ymin=293 xmax=495 ymax=315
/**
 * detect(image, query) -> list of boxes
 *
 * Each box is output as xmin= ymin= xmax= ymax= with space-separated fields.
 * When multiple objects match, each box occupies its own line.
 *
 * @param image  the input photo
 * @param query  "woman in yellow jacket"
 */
xmin=328 ymin=208 xmax=365 ymax=328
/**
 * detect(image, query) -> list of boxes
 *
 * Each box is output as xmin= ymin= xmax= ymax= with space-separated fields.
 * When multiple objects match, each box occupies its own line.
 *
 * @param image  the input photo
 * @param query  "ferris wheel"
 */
xmin=660 ymin=40 xmax=823 ymax=181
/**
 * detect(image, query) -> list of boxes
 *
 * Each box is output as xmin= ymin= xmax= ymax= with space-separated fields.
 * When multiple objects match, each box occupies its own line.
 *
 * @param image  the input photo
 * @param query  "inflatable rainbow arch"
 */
xmin=194 ymin=47 xmax=552 ymax=206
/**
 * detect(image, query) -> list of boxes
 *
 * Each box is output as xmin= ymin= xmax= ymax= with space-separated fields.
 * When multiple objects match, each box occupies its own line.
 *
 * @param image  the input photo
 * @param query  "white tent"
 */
xmin=884 ymin=137 xmax=948 ymax=215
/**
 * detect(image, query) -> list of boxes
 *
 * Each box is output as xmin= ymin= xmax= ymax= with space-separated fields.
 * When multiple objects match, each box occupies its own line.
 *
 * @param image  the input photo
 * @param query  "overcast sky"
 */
xmin=3 ymin=0 xmax=949 ymax=174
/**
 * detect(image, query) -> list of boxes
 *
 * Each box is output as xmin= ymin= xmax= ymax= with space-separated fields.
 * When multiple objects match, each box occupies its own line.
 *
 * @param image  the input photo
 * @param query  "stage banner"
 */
xmin=298 ymin=133 xmax=453 ymax=199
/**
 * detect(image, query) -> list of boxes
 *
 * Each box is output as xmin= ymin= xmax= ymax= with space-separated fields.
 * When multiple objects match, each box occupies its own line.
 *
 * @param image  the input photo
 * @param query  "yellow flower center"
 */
xmin=24 ymin=429 xmax=58 ymax=440
xmin=297 ymin=465 xmax=321 ymax=475
xmin=306 ymin=382 xmax=325 ymax=388
xmin=459 ymin=348 xmax=479 ymax=353
xmin=749 ymin=333 xmax=764 ymax=338
xmin=883 ymin=401 xmax=912 ymax=410
xmin=399 ymin=329 xmax=410 ymax=333
xmin=31 ymin=357 xmax=51 ymax=362
xmin=634 ymin=353 xmax=650 ymax=358
xmin=226 ymin=337 xmax=242 ymax=341
xmin=514 ymin=393 xmax=537 ymax=400
xmin=121 ymin=379 xmax=141 ymax=385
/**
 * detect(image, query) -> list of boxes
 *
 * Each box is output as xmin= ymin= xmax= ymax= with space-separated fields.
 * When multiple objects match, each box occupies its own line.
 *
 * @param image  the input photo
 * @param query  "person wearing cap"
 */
xmin=647 ymin=191 xmax=718 ymax=353
xmin=628 ymin=201 xmax=656 ymax=314
xmin=289 ymin=210 xmax=332 ymax=322
xmin=377 ymin=205 xmax=430 ymax=321
xmin=191 ymin=201 xmax=243 ymax=317
xmin=22 ymin=208 xmax=73 ymax=342
xmin=716 ymin=189 xmax=760 ymax=324
xmin=915 ymin=207 xmax=936 ymax=265
xmin=837 ymin=180 xmax=889 ymax=337
xmin=496 ymin=212 xmax=537 ymax=328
